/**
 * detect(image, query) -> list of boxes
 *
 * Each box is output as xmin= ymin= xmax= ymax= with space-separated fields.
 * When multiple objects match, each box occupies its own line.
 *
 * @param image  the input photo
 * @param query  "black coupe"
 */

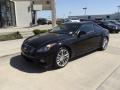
xmin=21 ymin=22 xmax=109 ymax=68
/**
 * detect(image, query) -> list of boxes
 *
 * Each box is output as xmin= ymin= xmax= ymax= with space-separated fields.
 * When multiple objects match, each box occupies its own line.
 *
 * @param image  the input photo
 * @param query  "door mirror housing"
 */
xmin=78 ymin=31 xmax=86 ymax=37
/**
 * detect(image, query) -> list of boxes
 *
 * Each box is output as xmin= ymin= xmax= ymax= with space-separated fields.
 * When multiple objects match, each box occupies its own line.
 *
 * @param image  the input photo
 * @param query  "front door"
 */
xmin=76 ymin=23 xmax=97 ymax=55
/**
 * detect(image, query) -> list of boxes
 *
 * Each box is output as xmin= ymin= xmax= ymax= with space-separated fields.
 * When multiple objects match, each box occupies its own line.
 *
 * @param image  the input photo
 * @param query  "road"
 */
xmin=0 ymin=34 xmax=120 ymax=90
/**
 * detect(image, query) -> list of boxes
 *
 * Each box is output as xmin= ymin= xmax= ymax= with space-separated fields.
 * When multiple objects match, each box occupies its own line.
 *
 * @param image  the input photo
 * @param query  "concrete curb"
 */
xmin=0 ymin=39 xmax=24 ymax=58
xmin=0 ymin=52 xmax=20 ymax=58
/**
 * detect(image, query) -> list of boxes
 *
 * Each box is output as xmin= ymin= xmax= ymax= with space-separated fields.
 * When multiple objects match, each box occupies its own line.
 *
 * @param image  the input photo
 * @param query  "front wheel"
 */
xmin=54 ymin=47 xmax=70 ymax=68
xmin=100 ymin=37 xmax=109 ymax=50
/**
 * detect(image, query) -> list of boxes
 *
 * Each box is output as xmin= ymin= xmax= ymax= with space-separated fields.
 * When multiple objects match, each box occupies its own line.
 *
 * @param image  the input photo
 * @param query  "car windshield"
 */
xmin=50 ymin=23 xmax=81 ymax=35
xmin=110 ymin=21 xmax=120 ymax=25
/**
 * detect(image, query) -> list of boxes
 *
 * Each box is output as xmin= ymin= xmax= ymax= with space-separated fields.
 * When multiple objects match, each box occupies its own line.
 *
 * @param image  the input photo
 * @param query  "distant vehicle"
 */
xmin=79 ymin=19 xmax=120 ymax=33
xmin=56 ymin=19 xmax=65 ymax=25
xmin=37 ymin=18 xmax=48 ymax=25
xmin=98 ymin=21 xmax=120 ymax=33
xmin=117 ymin=20 xmax=120 ymax=23
xmin=48 ymin=20 xmax=52 ymax=24
xmin=70 ymin=19 xmax=80 ymax=22
xmin=64 ymin=19 xmax=71 ymax=23
xmin=21 ymin=22 xmax=109 ymax=68
xmin=107 ymin=20 xmax=120 ymax=26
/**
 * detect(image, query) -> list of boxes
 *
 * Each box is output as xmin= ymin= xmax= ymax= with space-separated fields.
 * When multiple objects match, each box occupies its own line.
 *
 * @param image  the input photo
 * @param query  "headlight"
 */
xmin=37 ymin=43 xmax=56 ymax=52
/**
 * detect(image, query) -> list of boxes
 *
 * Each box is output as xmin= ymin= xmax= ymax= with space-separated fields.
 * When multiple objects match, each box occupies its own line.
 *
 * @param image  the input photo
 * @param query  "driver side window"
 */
xmin=80 ymin=23 xmax=94 ymax=33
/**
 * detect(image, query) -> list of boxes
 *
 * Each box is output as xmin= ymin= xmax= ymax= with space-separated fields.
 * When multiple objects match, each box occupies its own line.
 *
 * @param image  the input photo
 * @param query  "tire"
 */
xmin=54 ymin=47 xmax=70 ymax=68
xmin=100 ymin=37 xmax=109 ymax=51
xmin=115 ymin=31 xmax=119 ymax=33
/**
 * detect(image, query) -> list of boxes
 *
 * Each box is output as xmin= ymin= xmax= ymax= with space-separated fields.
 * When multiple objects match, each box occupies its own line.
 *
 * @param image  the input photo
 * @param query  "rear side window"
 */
xmin=80 ymin=23 xmax=94 ymax=33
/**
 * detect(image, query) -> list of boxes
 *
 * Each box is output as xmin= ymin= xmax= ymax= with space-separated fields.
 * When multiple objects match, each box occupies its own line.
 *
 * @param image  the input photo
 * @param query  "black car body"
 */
xmin=108 ymin=20 xmax=120 ymax=26
xmin=98 ymin=21 xmax=120 ymax=33
xmin=21 ymin=22 xmax=109 ymax=68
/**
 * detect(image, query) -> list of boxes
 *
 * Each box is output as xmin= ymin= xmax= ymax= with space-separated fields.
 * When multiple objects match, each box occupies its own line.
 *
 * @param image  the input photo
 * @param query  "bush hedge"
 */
xmin=0 ymin=31 xmax=23 ymax=41
xmin=33 ymin=29 xmax=48 ymax=35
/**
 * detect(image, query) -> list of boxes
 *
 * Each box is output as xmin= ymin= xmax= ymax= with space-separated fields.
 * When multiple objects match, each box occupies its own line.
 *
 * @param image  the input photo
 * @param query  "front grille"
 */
xmin=22 ymin=44 xmax=35 ymax=54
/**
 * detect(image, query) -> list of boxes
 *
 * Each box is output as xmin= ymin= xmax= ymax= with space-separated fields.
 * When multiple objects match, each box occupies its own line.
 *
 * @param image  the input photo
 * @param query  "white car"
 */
xmin=70 ymin=19 xmax=80 ymax=22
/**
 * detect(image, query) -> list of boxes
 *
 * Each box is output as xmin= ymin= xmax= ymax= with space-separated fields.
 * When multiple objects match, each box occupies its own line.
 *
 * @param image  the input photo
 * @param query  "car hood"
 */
xmin=25 ymin=32 xmax=71 ymax=48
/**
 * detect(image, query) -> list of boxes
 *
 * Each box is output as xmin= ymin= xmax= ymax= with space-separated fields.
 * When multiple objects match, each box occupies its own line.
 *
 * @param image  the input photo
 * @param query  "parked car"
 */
xmin=64 ymin=19 xmax=71 ymax=23
xmin=48 ymin=20 xmax=52 ymax=24
xmin=107 ymin=20 xmax=120 ymax=26
xmin=21 ymin=22 xmax=109 ymax=68
xmin=98 ymin=21 xmax=120 ymax=33
xmin=80 ymin=19 xmax=120 ymax=33
xmin=70 ymin=19 xmax=80 ymax=22
xmin=37 ymin=18 xmax=48 ymax=25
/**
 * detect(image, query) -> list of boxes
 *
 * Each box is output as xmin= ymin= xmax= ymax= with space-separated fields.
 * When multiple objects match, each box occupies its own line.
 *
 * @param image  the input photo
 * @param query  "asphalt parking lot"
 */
xmin=0 ymin=33 xmax=120 ymax=90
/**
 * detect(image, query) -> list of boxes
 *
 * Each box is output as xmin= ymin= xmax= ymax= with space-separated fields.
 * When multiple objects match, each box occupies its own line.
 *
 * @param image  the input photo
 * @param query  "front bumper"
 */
xmin=21 ymin=48 xmax=56 ymax=67
xmin=109 ymin=29 xmax=120 ymax=32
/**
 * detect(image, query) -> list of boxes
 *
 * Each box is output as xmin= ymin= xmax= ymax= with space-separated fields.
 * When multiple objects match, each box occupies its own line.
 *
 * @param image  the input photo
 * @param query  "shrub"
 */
xmin=0 ymin=31 xmax=23 ymax=41
xmin=33 ymin=29 xmax=48 ymax=35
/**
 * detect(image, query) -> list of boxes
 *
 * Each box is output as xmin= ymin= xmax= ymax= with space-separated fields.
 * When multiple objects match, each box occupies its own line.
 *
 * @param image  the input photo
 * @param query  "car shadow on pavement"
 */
xmin=10 ymin=50 xmax=97 ymax=73
xmin=10 ymin=55 xmax=56 ymax=73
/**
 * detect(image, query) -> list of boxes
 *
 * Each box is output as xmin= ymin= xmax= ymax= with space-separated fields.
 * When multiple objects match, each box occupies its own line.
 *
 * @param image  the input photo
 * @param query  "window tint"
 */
xmin=80 ymin=23 xmax=94 ymax=33
xmin=50 ymin=23 xmax=81 ymax=34
xmin=94 ymin=24 xmax=103 ymax=31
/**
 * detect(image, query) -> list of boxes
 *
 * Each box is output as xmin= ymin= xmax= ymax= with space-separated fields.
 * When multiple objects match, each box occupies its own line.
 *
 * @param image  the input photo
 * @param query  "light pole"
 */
xmin=51 ymin=0 xmax=56 ymax=27
xmin=69 ymin=11 xmax=72 ymax=16
xmin=83 ymin=7 xmax=87 ymax=15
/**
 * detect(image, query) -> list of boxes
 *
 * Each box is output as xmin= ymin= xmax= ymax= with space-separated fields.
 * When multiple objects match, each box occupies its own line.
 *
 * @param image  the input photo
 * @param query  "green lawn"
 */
xmin=0 ymin=32 xmax=23 ymax=41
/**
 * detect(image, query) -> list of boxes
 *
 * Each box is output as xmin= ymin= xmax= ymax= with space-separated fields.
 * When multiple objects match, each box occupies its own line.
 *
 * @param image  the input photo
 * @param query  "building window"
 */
xmin=46 ymin=1 xmax=50 ymax=4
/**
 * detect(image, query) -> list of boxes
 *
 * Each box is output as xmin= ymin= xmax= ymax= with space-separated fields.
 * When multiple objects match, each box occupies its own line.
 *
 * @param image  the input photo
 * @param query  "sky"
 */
xmin=37 ymin=0 xmax=120 ymax=19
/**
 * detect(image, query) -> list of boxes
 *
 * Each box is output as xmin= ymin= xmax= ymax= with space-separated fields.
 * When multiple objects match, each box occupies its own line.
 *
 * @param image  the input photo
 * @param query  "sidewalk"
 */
xmin=0 ymin=39 xmax=24 ymax=57
xmin=0 ymin=25 xmax=52 ymax=34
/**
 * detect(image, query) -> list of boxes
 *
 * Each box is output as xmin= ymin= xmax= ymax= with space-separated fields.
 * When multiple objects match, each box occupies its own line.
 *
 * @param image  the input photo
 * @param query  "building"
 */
xmin=0 ymin=0 xmax=56 ymax=28
xmin=69 ymin=13 xmax=120 ymax=21
xmin=0 ymin=0 xmax=16 ymax=27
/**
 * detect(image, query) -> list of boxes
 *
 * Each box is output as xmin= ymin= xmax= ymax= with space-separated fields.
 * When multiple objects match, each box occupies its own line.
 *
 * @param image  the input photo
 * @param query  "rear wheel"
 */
xmin=54 ymin=47 xmax=70 ymax=68
xmin=100 ymin=37 xmax=109 ymax=50
xmin=115 ymin=31 xmax=119 ymax=33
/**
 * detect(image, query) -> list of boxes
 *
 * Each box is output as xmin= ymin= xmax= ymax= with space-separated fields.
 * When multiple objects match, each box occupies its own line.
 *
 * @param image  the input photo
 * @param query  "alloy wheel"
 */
xmin=56 ymin=48 xmax=70 ymax=68
xmin=102 ymin=37 xmax=108 ymax=50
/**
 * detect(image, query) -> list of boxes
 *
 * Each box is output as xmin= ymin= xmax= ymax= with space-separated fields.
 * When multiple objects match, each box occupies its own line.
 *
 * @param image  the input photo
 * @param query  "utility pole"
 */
xmin=69 ymin=11 xmax=72 ymax=16
xmin=83 ymin=7 xmax=87 ymax=15
xmin=51 ymin=0 xmax=56 ymax=27
xmin=117 ymin=5 xmax=120 ymax=20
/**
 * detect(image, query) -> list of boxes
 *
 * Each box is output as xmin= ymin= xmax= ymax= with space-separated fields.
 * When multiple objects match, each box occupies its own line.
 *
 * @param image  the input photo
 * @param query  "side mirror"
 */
xmin=78 ymin=31 xmax=86 ymax=37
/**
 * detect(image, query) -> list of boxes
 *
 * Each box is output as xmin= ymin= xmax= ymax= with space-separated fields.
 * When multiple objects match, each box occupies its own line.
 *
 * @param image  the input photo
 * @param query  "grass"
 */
xmin=0 ymin=32 xmax=23 ymax=41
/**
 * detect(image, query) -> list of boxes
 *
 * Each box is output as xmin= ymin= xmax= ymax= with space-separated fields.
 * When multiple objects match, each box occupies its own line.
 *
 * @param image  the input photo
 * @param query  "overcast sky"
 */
xmin=37 ymin=0 xmax=120 ymax=19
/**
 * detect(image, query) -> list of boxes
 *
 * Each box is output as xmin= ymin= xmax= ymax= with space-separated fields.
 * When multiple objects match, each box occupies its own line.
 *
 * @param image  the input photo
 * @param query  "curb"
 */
xmin=0 ymin=52 xmax=20 ymax=58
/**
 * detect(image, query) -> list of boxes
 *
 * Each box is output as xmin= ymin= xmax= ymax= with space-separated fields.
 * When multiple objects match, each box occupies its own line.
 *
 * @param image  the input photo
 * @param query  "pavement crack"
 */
xmin=96 ymin=64 xmax=120 ymax=90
